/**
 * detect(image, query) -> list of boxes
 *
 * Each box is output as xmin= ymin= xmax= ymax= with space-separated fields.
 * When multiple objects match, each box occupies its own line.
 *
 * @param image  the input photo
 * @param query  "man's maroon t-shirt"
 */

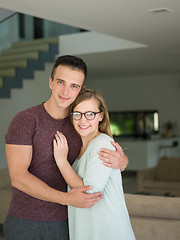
xmin=5 ymin=103 xmax=82 ymax=221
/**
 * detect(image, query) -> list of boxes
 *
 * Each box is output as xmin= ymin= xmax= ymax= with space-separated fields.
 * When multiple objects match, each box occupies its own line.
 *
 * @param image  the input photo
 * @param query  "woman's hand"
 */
xmin=53 ymin=132 xmax=84 ymax=189
xmin=53 ymin=131 xmax=69 ymax=166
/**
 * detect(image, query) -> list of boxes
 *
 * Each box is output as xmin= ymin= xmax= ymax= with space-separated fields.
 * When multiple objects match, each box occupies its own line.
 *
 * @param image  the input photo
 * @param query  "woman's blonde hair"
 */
xmin=70 ymin=88 xmax=112 ymax=138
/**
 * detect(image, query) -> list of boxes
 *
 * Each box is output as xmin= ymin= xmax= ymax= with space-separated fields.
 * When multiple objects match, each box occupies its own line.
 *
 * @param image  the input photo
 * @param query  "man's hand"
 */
xmin=98 ymin=141 xmax=129 ymax=171
xmin=66 ymin=186 xmax=103 ymax=208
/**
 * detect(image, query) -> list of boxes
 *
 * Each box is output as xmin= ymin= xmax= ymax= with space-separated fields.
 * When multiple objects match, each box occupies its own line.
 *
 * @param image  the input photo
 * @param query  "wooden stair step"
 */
xmin=0 ymin=52 xmax=39 ymax=62
xmin=0 ymin=77 xmax=3 ymax=88
xmin=0 ymin=68 xmax=16 ymax=78
xmin=12 ymin=37 xmax=58 ymax=48
xmin=1 ymin=43 xmax=50 ymax=56
xmin=0 ymin=59 xmax=28 ymax=69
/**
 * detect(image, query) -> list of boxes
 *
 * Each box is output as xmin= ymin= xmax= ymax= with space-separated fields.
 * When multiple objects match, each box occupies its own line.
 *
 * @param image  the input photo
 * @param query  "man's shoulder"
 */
xmin=15 ymin=103 xmax=43 ymax=119
xmin=19 ymin=103 xmax=43 ymax=114
xmin=6 ymin=104 xmax=43 ymax=144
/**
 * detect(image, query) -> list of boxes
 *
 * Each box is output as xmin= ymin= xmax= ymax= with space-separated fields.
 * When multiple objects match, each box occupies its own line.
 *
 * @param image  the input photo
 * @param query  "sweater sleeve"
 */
xmin=5 ymin=110 xmax=36 ymax=145
xmin=83 ymin=135 xmax=116 ymax=193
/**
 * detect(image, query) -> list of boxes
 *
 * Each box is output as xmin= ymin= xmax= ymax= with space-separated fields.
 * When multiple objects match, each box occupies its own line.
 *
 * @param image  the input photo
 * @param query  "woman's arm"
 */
xmin=82 ymin=136 xmax=116 ymax=193
xmin=54 ymin=132 xmax=116 ymax=194
xmin=53 ymin=131 xmax=84 ymax=189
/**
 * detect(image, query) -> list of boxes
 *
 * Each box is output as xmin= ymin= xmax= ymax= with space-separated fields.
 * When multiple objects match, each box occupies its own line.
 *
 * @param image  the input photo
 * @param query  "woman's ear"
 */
xmin=99 ymin=111 xmax=104 ymax=122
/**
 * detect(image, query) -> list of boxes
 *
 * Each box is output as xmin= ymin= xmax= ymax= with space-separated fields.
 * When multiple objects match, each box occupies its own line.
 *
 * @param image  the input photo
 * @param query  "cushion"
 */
xmin=125 ymin=193 xmax=180 ymax=220
xmin=144 ymin=180 xmax=180 ymax=190
xmin=155 ymin=157 xmax=180 ymax=181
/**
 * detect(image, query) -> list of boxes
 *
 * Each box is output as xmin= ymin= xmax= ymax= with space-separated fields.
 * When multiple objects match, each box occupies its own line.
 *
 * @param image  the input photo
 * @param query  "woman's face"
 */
xmin=72 ymin=98 xmax=103 ymax=140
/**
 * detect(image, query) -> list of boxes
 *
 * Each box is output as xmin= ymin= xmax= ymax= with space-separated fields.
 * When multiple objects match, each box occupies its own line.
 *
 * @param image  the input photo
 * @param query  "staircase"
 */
xmin=0 ymin=37 xmax=59 ymax=98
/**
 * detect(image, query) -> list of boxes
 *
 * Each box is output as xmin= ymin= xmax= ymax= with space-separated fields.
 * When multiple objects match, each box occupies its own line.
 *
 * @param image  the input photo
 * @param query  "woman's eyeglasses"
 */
xmin=71 ymin=111 xmax=102 ymax=121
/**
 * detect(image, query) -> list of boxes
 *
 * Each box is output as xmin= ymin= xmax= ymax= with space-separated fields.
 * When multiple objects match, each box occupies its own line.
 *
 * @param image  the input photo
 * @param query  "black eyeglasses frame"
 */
xmin=71 ymin=111 xmax=102 ymax=121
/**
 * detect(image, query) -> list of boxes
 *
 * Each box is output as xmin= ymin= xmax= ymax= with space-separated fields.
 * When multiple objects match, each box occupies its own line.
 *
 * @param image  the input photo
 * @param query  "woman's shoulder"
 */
xmin=95 ymin=133 xmax=114 ymax=143
xmin=90 ymin=133 xmax=115 ymax=151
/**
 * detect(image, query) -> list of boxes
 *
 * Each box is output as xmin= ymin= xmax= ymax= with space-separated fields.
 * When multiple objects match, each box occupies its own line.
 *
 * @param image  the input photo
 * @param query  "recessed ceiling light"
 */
xmin=148 ymin=8 xmax=172 ymax=14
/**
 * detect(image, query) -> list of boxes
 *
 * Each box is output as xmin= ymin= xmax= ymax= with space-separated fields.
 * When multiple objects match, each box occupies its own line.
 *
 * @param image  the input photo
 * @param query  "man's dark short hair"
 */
xmin=51 ymin=55 xmax=88 ymax=83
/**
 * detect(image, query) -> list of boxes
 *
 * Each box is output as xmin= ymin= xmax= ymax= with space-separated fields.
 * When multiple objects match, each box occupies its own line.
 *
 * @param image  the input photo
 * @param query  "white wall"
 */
xmin=86 ymin=73 xmax=180 ymax=136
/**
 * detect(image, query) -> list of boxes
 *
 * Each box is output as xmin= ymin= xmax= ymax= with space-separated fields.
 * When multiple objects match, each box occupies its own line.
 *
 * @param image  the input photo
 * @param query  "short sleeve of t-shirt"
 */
xmin=5 ymin=110 xmax=36 ymax=145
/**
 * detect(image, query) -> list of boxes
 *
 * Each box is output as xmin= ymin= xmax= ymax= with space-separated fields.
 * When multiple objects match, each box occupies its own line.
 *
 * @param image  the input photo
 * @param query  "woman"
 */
xmin=53 ymin=89 xmax=135 ymax=240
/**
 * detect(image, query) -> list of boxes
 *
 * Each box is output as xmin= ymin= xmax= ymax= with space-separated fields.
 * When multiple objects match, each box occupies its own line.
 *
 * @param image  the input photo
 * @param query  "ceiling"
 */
xmin=0 ymin=0 xmax=180 ymax=78
xmin=0 ymin=8 xmax=15 ymax=22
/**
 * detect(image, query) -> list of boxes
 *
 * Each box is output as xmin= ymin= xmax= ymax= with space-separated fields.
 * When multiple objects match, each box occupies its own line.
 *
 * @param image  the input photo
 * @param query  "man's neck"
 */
xmin=44 ymin=99 xmax=69 ymax=120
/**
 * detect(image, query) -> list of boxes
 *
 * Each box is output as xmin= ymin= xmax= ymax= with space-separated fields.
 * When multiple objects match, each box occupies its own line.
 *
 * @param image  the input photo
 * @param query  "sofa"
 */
xmin=125 ymin=193 xmax=180 ymax=240
xmin=137 ymin=157 xmax=180 ymax=196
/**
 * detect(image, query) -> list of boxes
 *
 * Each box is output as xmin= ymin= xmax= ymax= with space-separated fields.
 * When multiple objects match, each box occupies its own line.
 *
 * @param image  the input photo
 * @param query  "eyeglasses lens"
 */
xmin=85 ymin=112 xmax=95 ymax=120
xmin=73 ymin=112 xmax=81 ymax=120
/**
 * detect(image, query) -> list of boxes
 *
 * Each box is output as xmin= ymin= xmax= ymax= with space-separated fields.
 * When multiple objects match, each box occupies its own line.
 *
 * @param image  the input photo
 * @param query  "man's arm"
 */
xmin=98 ymin=142 xmax=129 ymax=171
xmin=6 ymin=144 xmax=102 ymax=208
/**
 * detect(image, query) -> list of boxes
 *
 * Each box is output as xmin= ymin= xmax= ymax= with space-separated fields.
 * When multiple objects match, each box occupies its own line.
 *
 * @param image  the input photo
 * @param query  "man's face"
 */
xmin=49 ymin=65 xmax=85 ymax=111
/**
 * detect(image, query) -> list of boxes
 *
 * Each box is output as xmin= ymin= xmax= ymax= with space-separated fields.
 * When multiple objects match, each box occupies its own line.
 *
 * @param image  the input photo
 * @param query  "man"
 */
xmin=4 ymin=55 xmax=128 ymax=240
